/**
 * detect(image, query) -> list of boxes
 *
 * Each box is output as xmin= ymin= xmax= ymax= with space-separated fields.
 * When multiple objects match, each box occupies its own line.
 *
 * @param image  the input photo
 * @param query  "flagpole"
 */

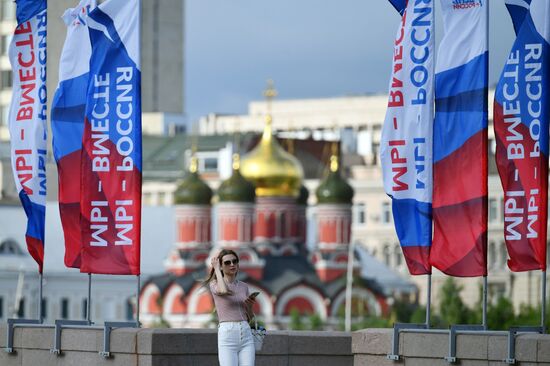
xmin=344 ymin=240 xmax=356 ymax=332
xmin=136 ymin=275 xmax=141 ymax=327
xmin=87 ymin=273 xmax=92 ymax=324
xmin=38 ymin=273 xmax=43 ymax=323
xmin=483 ymin=0 xmax=489 ymax=331
xmin=542 ymin=271 xmax=546 ymax=332
xmin=482 ymin=276 xmax=488 ymax=329
xmin=425 ymin=274 xmax=431 ymax=328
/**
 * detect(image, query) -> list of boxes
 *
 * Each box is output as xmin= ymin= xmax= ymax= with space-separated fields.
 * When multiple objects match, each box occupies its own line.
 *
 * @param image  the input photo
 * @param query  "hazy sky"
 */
xmin=185 ymin=0 xmax=515 ymax=122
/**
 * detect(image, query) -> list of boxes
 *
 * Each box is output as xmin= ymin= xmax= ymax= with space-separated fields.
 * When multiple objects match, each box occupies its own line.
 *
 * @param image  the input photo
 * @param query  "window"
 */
xmin=1 ymin=70 xmax=12 ymax=89
xmin=355 ymin=203 xmax=366 ymax=225
xmin=61 ymin=298 xmax=69 ymax=319
xmin=17 ymin=298 xmax=24 ymax=318
xmin=203 ymin=157 xmax=218 ymax=172
xmin=394 ymin=245 xmax=402 ymax=267
xmin=0 ymin=34 xmax=11 ymax=56
xmin=1 ymin=0 xmax=15 ymax=21
xmin=488 ymin=198 xmax=498 ymax=222
xmin=488 ymin=241 xmax=496 ymax=269
xmin=381 ymin=202 xmax=392 ymax=224
xmin=499 ymin=242 xmax=508 ymax=268
xmin=383 ymin=244 xmax=391 ymax=266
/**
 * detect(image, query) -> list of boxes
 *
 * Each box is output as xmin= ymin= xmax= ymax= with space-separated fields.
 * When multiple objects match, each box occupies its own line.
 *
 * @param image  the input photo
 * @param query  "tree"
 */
xmin=487 ymin=296 xmax=514 ymax=330
xmin=438 ymin=278 xmax=474 ymax=326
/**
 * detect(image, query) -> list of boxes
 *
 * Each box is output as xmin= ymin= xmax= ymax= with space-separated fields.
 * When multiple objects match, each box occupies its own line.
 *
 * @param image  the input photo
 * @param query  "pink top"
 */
xmin=209 ymin=280 xmax=250 ymax=322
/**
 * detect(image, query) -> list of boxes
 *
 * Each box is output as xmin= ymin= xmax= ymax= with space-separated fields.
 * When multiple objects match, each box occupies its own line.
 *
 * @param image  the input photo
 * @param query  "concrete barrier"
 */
xmin=353 ymin=328 xmax=550 ymax=366
xmin=0 ymin=324 xmax=352 ymax=366
xmin=6 ymin=324 xmax=548 ymax=365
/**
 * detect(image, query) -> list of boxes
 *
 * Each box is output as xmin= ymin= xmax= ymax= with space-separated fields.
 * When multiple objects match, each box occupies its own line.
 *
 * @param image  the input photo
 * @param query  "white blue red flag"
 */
xmin=380 ymin=0 xmax=434 ymax=275
xmin=430 ymin=0 xmax=488 ymax=277
xmin=8 ymin=0 xmax=47 ymax=273
xmin=494 ymin=0 xmax=550 ymax=272
xmin=51 ymin=0 xmax=96 ymax=269
xmin=80 ymin=0 xmax=142 ymax=275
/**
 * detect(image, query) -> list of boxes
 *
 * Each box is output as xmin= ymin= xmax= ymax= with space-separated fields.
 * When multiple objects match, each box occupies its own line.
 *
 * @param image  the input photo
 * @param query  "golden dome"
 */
xmin=240 ymin=80 xmax=303 ymax=197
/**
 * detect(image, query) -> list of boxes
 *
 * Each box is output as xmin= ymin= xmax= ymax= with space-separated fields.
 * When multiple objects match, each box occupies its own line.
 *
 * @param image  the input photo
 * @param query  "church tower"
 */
xmin=312 ymin=144 xmax=355 ymax=282
xmin=240 ymin=81 xmax=305 ymax=256
xmin=164 ymin=153 xmax=213 ymax=275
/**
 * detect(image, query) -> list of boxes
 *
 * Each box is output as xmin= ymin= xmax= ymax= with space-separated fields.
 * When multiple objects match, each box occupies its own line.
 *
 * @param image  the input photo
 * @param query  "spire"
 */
xmin=262 ymin=79 xmax=277 ymax=140
xmin=330 ymin=141 xmax=339 ymax=173
xmin=232 ymin=153 xmax=240 ymax=171
xmin=189 ymin=138 xmax=198 ymax=173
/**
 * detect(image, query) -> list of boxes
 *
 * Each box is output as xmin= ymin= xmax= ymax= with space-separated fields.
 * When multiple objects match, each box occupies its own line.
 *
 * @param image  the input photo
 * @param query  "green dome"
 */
xmin=174 ymin=171 xmax=213 ymax=205
xmin=296 ymin=184 xmax=309 ymax=205
xmin=218 ymin=169 xmax=256 ymax=203
xmin=316 ymin=156 xmax=354 ymax=204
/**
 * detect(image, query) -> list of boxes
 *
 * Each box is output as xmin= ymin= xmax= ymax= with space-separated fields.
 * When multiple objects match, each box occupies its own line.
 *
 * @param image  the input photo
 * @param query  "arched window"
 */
xmin=0 ymin=239 xmax=23 ymax=255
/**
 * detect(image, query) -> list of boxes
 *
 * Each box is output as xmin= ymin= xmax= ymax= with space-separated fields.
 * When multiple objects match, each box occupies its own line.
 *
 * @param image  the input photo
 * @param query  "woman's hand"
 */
xmin=210 ymin=255 xmax=220 ymax=271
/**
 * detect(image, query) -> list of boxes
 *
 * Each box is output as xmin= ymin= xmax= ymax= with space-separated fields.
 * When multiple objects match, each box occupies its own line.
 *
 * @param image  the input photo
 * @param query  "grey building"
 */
xmin=0 ymin=0 xmax=186 ymax=141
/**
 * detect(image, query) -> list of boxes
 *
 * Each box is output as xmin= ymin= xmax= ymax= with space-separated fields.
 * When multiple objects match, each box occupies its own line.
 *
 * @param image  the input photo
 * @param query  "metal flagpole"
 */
xmin=136 ymin=275 xmax=141 ymax=326
xmin=38 ymin=273 xmax=43 ymax=323
xmin=542 ymin=271 xmax=546 ymax=332
xmin=482 ymin=276 xmax=488 ymax=329
xmin=87 ymin=273 xmax=92 ymax=324
xmin=344 ymin=240 xmax=356 ymax=332
xmin=425 ymin=274 xmax=431 ymax=329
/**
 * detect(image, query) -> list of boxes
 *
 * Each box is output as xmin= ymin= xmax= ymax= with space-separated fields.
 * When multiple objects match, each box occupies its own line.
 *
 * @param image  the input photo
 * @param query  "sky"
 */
xmin=185 ymin=0 xmax=516 ymax=123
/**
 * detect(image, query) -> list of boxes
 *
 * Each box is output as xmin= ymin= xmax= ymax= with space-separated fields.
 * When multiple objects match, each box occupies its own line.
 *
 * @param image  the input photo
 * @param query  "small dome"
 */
xmin=316 ymin=155 xmax=354 ymax=204
xmin=240 ymin=117 xmax=304 ymax=198
xmin=296 ymin=184 xmax=309 ymax=205
xmin=218 ymin=155 xmax=256 ymax=203
xmin=174 ymin=157 xmax=213 ymax=205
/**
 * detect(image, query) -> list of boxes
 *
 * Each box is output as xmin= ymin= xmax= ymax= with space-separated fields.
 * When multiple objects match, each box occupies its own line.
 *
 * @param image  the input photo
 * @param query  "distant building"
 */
xmin=0 ymin=0 xmax=186 ymax=141
xmin=195 ymin=89 xmax=550 ymax=312
xmin=138 ymin=95 xmax=412 ymax=329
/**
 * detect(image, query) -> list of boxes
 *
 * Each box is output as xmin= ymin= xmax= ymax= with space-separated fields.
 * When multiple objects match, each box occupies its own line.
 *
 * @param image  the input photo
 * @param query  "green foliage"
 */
xmin=438 ymin=278 xmax=475 ymax=326
xmin=289 ymin=308 xmax=305 ymax=330
xmin=487 ymin=296 xmax=515 ymax=330
xmin=308 ymin=313 xmax=324 ymax=330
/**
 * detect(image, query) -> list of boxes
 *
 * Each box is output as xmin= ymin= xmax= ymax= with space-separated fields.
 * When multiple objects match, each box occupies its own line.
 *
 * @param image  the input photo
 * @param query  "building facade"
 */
xmin=139 ymin=103 xmax=393 ymax=329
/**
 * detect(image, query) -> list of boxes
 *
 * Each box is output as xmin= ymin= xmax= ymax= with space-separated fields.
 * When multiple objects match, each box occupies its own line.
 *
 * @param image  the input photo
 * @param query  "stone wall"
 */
xmin=353 ymin=328 xmax=550 ymax=366
xmin=0 ymin=324 xmax=352 ymax=366
xmin=4 ymin=324 xmax=550 ymax=365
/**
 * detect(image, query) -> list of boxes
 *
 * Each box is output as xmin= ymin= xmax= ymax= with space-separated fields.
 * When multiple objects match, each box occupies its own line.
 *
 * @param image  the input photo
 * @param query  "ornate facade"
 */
xmin=139 ymin=86 xmax=389 ymax=329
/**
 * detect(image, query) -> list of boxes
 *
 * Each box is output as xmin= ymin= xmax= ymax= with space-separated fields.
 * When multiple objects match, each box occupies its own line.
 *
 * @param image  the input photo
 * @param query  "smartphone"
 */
xmin=249 ymin=291 xmax=260 ymax=299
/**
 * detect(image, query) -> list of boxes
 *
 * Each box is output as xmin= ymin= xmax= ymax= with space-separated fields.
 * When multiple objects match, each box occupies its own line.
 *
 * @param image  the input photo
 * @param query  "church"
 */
xmin=139 ymin=87 xmax=391 ymax=329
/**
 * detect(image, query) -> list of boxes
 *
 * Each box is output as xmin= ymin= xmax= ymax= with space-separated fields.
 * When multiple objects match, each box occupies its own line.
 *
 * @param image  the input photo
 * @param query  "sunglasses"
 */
xmin=223 ymin=259 xmax=239 ymax=266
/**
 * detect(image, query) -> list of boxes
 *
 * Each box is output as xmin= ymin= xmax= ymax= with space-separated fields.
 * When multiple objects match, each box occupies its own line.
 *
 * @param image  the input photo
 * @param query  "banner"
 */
xmin=51 ymin=0 xmax=96 ymax=269
xmin=380 ymin=0 xmax=434 ymax=275
xmin=430 ymin=0 xmax=488 ymax=277
xmin=80 ymin=0 xmax=142 ymax=275
xmin=8 ymin=0 xmax=47 ymax=273
xmin=494 ymin=0 xmax=550 ymax=272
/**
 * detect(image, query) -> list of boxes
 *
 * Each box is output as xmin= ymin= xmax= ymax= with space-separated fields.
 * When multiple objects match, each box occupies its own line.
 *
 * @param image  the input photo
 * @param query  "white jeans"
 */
xmin=217 ymin=321 xmax=255 ymax=366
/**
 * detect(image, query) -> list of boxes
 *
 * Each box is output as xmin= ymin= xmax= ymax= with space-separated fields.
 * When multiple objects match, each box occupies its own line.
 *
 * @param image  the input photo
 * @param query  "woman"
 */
xmin=205 ymin=249 xmax=257 ymax=366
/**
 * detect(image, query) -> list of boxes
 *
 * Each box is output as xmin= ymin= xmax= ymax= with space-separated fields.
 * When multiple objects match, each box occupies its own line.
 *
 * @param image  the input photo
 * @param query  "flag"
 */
xmin=380 ymin=0 xmax=434 ymax=275
xmin=494 ymin=0 xmax=550 ymax=272
xmin=80 ymin=0 xmax=142 ymax=275
xmin=430 ymin=0 xmax=488 ymax=277
xmin=51 ymin=0 xmax=97 ymax=269
xmin=8 ymin=0 xmax=47 ymax=273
